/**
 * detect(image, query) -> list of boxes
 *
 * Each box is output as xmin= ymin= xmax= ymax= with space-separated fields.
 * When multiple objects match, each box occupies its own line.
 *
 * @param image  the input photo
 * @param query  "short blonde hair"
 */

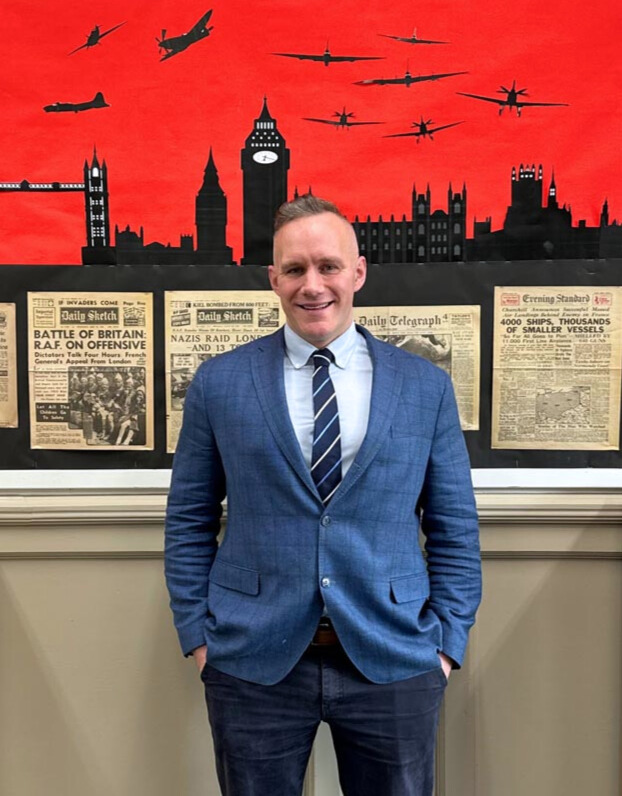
xmin=274 ymin=194 xmax=348 ymax=232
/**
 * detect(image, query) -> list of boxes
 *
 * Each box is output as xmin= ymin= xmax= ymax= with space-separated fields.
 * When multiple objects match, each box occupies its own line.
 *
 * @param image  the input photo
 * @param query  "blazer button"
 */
xmin=321 ymin=516 xmax=331 ymax=527
xmin=321 ymin=577 xmax=331 ymax=588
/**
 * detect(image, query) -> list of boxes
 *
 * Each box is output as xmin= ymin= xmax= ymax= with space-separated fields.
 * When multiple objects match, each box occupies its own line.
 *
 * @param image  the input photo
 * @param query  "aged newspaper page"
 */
xmin=354 ymin=305 xmax=480 ymax=430
xmin=28 ymin=292 xmax=154 ymax=450
xmin=165 ymin=290 xmax=282 ymax=452
xmin=492 ymin=286 xmax=622 ymax=450
xmin=0 ymin=303 xmax=18 ymax=428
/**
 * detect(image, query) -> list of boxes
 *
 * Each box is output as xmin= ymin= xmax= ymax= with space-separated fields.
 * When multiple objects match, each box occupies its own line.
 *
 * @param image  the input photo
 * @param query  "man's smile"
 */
xmin=297 ymin=301 xmax=334 ymax=311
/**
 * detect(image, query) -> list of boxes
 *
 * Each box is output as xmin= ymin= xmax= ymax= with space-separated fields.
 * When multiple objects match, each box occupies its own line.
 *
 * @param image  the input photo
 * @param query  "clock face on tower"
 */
xmin=252 ymin=150 xmax=279 ymax=164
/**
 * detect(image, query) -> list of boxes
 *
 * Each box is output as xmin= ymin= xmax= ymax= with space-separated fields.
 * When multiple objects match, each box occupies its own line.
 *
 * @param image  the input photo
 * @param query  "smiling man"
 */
xmin=269 ymin=205 xmax=366 ymax=347
xmin=165 ymin=195 xmax=481 ymax=796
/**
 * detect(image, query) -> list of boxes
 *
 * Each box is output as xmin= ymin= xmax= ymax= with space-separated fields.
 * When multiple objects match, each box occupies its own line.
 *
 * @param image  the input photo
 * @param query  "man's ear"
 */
xmin=268 ymin=264 xmax=279 ymax=294
xmin=354 ymin=256 xmax=367 ymax=293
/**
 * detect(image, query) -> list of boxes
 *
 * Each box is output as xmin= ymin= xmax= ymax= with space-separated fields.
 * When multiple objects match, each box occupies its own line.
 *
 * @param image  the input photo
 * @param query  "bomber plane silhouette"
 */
xmin=303 ymin=107 xmax=384 ymax=128
xmin=273 ymin=44 xmax=383 ymax=67
xmin=157 ymin=10 xmax=214 ymax=61
xmin=457 ymin=80 xmax=568 ymax=116
xmin=385 ymin=117 xmax=464 ymax=142
xmin=356 ymin=66 xmax=467 ymax=87
xmin=378 ymin=27 xmax=448 ymax=45
xmin=68 ymin=22 xmax=126 ymax=55
xmin=44 ymin=92 xmax=110 ymax=113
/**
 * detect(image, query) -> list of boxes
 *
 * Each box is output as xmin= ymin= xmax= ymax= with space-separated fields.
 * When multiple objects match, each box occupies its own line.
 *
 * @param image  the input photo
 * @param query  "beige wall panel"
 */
xmin=0 ymin=558 xmax=218 ymax=796
xmin=1 ymin=486 xmax=620 ymax=796
xmin=443 ymin=559 xmax=622 ymax=796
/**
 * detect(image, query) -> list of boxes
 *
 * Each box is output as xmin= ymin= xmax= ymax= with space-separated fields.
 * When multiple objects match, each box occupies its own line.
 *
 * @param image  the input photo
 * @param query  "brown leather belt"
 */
xmin=309 ymin=619 xmax=340 ymax=647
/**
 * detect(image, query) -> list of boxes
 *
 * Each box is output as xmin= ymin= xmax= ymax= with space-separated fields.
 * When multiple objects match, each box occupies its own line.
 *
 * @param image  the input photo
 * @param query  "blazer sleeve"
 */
xmin=164 ymin=365 xmax=226 ymax=656
xmin=419 ymin=372 xmax=481 ymax=668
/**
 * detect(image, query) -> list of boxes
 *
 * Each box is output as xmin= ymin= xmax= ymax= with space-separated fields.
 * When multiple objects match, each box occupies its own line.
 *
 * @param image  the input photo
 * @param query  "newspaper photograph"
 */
xmin=165 ymin=290 xmax=282 ymax=452
xmin=354 ymin=305 xmax=480 ymax=430
xmin=492 ymin=286 xmax=622 ymax=450
xmin=0 ymin=302 xmax=18 ymax=428
xmin=28 ymin=292 xmax=154 ymax=450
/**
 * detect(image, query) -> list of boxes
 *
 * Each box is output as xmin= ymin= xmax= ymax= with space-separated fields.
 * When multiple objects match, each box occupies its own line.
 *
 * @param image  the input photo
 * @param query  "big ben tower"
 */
xmin=241 ymin=98 xmax=290 ymax=265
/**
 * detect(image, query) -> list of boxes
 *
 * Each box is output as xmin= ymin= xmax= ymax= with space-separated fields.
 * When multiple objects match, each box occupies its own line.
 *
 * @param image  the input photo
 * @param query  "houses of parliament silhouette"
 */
xmin=2 ymin=98 xmax=620 ymax=265
xmin=352 ymin=164 xmax=621 ymax=264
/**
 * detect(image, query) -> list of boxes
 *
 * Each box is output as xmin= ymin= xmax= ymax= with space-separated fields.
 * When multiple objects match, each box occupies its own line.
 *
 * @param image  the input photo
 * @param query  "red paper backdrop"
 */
xmin=2 ymin=0 xmax=621 ymax=264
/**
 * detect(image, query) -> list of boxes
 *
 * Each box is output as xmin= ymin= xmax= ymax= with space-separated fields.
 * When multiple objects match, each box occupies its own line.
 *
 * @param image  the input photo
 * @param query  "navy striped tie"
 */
xmin=311 ymin=349 xmax=342 ymax=504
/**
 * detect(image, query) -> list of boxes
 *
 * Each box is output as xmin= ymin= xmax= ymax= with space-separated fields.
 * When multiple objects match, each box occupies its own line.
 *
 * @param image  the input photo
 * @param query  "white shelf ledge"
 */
xmin=1 ymin=468 xmax=621 ymax=491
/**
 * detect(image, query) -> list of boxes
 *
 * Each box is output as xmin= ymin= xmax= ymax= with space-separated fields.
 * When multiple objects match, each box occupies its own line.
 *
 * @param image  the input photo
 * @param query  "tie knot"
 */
xmin=312 ymin=348 xmax=334 ymax=368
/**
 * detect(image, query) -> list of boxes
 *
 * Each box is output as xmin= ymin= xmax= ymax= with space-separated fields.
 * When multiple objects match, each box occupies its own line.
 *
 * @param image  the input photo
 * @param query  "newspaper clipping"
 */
xmin=28 ymin=292 xmax=154 ymax=450
xmin=354 ymin=305 xmax=480 ymax=430
xmin=165 ymin=290 xmax=281 ymax=452
xmin=492 ymin=286 xmax=622 ymax=450
xmin=0 ymin=302 xmax=18 ymax=428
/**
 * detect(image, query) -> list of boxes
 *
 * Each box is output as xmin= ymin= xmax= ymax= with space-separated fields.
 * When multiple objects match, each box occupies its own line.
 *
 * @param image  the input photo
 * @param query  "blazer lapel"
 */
xmin=251 ymin=329 xmax=318 ymax=497
xmin=333 ymin=327 xmax=405 ymax=504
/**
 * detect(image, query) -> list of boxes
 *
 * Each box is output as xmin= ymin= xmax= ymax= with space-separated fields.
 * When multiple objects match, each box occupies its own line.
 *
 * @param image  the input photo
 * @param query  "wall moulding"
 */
xmin=0 ymin=487 xmax=620 ymax=561
xmin=1 ymin=486 xmax=621 ymax=525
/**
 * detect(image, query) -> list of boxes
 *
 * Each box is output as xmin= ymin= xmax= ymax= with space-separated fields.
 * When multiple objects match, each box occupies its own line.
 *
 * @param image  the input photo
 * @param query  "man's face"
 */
xmin=269 ymin=212 xmax=366 ymax=347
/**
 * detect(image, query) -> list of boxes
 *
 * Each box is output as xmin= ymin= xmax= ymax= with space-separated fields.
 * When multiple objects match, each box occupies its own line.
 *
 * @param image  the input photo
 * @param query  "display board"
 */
xmin=1 ymin=260 xmax=621 ymax=470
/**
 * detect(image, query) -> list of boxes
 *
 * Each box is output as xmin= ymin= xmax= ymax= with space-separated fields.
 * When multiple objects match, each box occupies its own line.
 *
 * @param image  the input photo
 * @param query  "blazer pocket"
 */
xmin=208 ymin=559 xmax=260 ymax=596
xmin=390 ymin=573 xmax=430 ymax=604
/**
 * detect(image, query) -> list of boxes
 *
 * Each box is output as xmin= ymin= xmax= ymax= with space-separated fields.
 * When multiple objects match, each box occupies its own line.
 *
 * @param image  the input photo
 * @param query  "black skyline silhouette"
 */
xmin=0 ymin=100 xmax=620 ymax=266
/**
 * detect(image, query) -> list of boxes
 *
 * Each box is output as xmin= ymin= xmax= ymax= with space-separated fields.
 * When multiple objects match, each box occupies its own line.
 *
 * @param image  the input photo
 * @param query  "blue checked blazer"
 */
xmin=165 ymin=325 xmax=481 ymax=685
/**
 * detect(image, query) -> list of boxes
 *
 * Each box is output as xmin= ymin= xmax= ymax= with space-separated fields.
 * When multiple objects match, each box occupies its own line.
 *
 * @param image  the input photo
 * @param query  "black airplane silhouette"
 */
xmin=385 ymin=117 xmax=464 ymax=142
xmin=303 ymin=107 xmax=384 ymax=128
xmin=43 ymin=92 xmax=109 ymax=114
xmin=378 ymin=27 xmax=448 ymax=45
xmin=68 ymin=22 xmax=126 ymax=55
xmin=157 ymin=10 xmax=213 ymax=61
xmin=457 ymin=80 xmax=568 ymax=116
xmin=273 ymin=44 xmax=383 ymax=67
xmin=355 ymin=67 xmax=467 ymax=87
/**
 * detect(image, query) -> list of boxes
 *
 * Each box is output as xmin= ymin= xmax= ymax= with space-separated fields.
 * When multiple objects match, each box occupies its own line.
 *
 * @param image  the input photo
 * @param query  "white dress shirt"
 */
xmin=283 ymin=323 xmax=373 ymax=479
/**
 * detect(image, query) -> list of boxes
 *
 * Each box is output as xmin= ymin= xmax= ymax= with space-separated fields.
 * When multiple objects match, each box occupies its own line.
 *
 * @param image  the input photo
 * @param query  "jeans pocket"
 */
xmin=199 ymin=658 xmax=211 ymax=682
xmin=437 ymin=666 xmax=449 ymax=687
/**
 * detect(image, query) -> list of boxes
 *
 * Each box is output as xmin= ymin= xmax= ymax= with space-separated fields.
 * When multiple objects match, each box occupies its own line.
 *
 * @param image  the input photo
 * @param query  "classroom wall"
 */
xmin=1 ymin=484 xmax=620 ymax=796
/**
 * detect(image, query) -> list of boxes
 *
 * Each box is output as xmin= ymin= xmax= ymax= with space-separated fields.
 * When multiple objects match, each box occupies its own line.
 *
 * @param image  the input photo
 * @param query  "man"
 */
xmin=165 ymin=195 xmax=481 ymax=796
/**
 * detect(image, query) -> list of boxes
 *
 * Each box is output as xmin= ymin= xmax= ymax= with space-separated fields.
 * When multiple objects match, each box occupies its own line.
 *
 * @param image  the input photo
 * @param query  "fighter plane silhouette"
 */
xmin=378 ymin=27 xmax=448 ymax=45
xmin=457 ymin=80 xmax=568 ymax=116
xmin=43 ymin=92 xmax=109 ymax=113
xmin=303 ymin=107 xmax=384 ymax=128
xmin=355 ymin=66 xmax=467 ymax=87
xmin=68 ymin=22 xmax=126 ymax=55
xmin=384 ymin=117 xmax=464 ymax=142
xmin=157 ymin=10 xmax=214 ymax=61
xmin=273 ymin=44 xmax=383 ymax=67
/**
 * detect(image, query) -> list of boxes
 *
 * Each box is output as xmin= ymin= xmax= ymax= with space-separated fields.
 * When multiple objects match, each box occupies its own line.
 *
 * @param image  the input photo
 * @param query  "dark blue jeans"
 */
xmin=201 ymin=644 xmax=447 ymax=796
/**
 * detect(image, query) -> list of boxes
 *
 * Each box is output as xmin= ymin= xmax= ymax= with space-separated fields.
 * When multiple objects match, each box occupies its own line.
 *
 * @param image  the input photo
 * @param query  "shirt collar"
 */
xmin=283 ymin=323 xmax=358 ymax=370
